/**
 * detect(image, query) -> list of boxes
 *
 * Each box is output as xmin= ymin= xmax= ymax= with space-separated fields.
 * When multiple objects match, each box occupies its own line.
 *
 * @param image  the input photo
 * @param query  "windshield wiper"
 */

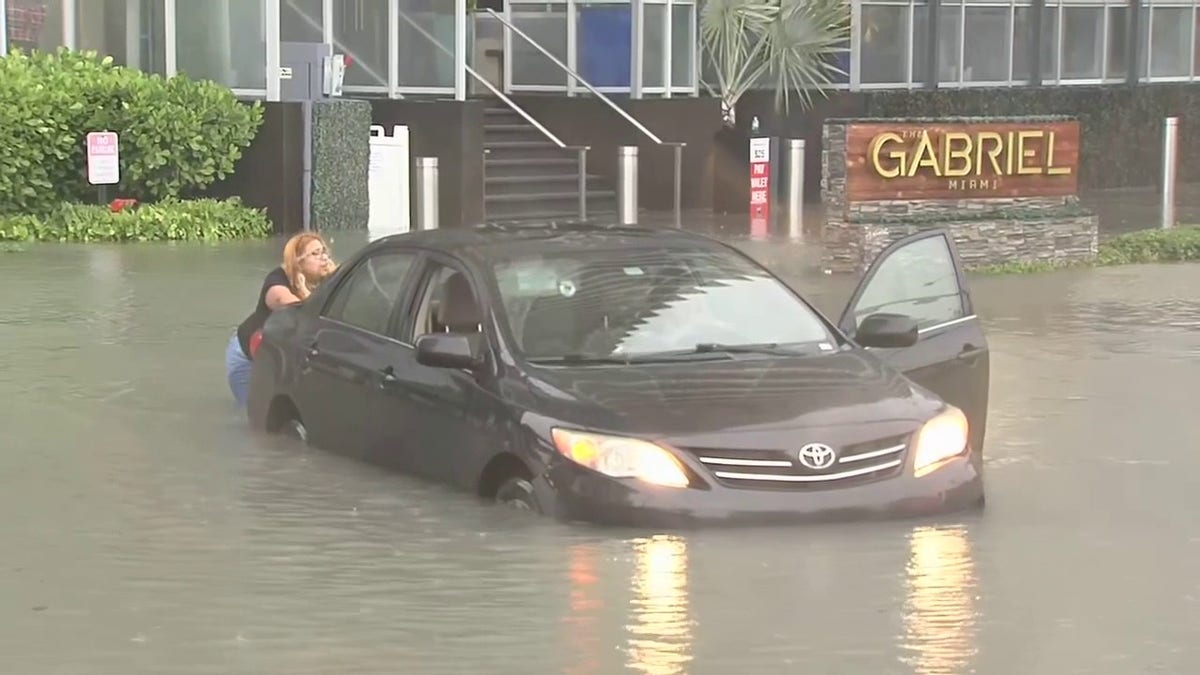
xmin=526 ymin=354 xmax=633 ymax=365
xmin=527 ymin=351 xmax=735 ymax=365
xmin=692 ymin=342 xmax=812 ymax=356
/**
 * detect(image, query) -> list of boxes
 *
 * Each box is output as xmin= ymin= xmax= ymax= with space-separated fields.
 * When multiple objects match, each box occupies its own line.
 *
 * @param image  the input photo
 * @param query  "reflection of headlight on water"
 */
xmin=901 ymin=525 xmax=979 ymax=675
xmin=626 ymin=535 xmax=693 ymax=675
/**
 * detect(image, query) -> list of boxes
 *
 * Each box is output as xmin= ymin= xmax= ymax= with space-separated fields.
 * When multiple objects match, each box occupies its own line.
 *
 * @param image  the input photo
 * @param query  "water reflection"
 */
xmin=900 ymin=525 xmax=979 ymax=675
xmin=625 ymin=535 xmax=693 ymax=675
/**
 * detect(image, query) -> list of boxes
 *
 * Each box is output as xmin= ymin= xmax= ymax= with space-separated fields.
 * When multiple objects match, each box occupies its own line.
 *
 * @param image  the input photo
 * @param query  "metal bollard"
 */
xmin=618 ymin=146 xmax=638 ymax=225
xmin=1161 ymin=117 xmax=1178 ymax=230
xmin=785 ymin=139 xmax=805 ymax=240
xmin=414 ymin=157 xmax=439 ymax=230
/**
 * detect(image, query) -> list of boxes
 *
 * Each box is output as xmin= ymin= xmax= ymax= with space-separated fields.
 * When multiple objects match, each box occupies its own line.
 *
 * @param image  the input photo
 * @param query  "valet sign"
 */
xmin=749 ymin=137 xmax=771 ymax=231
xmin=86 ymin=131 xmax=120 ymax=185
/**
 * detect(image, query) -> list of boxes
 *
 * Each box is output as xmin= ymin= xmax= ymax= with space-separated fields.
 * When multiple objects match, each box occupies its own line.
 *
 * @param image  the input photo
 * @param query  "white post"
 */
xmin=786 ymin=139 xmax=805 ymax=239
xmin=266 ymin=0 xmax=282 ymax=101
xmin=618 ymin=146 xmax=639 ymax=225
xmin=0 ymin=1 xmax=8 ymax=55
xmin=415 ymin=157 xmax=440 ymax=230
xmin=454 ymin=0 xmax=467 ymax=100
xmin=630 ymin=0 xmax=644 ymax=98
xmin=1161 ymin=116 xmax=1178 ymax=230
xmin=63 ymin=0 xmax=77 ymax=48
xmin=164 ymin=0 xmax=177 ymax=76
xmin=388 ymin=0 xmax=399 ymax=98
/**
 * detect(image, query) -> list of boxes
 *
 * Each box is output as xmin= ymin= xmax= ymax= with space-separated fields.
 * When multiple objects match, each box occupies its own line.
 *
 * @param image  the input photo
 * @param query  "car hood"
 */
xmin=520 ymin=350 xmax=944 ymax=445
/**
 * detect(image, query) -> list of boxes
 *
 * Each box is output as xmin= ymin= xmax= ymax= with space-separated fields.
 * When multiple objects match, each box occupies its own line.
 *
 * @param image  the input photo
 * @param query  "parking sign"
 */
xmin=86 ymin=131 xmax=120 ymax=185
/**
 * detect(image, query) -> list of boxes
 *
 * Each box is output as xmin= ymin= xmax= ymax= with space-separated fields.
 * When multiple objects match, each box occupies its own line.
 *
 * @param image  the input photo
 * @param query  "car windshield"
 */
xmin=490 ymin=245 xmax=838 ymax=362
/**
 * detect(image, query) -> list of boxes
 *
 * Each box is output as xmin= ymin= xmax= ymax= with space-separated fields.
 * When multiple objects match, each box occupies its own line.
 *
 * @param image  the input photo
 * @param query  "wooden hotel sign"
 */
xmin=845 ymin=120 xmax=1080 ymax=201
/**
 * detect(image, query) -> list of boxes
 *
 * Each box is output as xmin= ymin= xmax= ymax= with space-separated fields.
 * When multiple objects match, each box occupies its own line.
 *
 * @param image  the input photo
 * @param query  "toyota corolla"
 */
xmin=246 ymin=223 xmax=989 ymax=527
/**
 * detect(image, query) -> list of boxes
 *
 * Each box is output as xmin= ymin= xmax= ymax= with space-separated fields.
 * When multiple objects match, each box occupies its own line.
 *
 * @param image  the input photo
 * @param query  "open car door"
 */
xmin=837 ymin=228 xmax=990 ymax=457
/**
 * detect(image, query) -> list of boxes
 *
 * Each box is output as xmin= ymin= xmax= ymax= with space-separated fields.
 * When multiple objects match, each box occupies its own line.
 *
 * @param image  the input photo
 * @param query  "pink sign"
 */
xmin=749 ymin=137 xmax=770 ymax=238
xmin=86 ymin=131 xmax=120 ymax=185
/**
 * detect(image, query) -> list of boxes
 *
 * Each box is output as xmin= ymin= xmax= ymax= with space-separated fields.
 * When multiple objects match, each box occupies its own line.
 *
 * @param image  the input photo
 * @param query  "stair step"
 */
xmin=486 ymin=157 xmax=578 ymax=167
xmin=485 ymin=190 xmax=616 ymax=204
xmin=485 ymin=174 xmax=601 ymax=184
xmin=485 ymin=123 xmax=537 ymax=133
xmin=483 ymin=205 xmax=618 ymax=223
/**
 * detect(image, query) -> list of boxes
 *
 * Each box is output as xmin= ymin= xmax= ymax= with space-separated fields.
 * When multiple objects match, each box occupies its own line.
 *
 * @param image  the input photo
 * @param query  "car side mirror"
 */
xmin=415 ymin=332 xmax=485 ymax=370
xmin=855 ymin=313 xmax=919 ymax=348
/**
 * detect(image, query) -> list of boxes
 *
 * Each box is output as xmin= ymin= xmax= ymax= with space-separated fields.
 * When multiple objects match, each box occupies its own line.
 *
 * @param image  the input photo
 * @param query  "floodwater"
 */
xmin=2 ymin=231 xmax=1199 ymax=675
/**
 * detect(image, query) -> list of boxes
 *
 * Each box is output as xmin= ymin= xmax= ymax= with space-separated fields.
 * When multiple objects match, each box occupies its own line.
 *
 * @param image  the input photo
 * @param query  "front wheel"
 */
xmin=279 ymin=417 xmax=309 ymax=444
xmin=495 ymin=477 xmax=539 ymax=512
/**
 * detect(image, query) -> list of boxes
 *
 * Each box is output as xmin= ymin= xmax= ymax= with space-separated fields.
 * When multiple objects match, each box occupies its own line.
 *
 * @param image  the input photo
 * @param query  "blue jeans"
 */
xmin=225 ymin=332 xmax=253 ymax=409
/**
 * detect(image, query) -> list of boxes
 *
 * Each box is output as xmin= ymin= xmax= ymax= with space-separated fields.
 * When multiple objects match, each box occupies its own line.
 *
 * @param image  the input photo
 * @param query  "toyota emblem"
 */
xmin=797 ymin=443 xmax=837 ymax=470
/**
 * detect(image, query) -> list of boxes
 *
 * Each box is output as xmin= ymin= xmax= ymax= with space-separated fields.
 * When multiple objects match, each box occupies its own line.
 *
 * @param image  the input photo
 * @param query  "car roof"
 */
xmin=359 ymin=221 xmax=734 ymax=263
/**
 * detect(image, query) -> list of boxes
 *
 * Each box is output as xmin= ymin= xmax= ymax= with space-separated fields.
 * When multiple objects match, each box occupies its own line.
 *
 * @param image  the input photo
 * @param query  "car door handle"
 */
xmin=306 ymin=340 xmax=320 ymax=359
xmin=378 ymin=366 xmax=400 ymax=389
xmin=957 ymin=345 xmax=986 ymax=361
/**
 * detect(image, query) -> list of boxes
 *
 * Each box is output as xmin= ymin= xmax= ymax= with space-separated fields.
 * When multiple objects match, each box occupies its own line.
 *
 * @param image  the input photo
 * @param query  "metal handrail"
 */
xmin=486 ymin=7 xmax=684 ymax=227
xmin=396 ymin=9 xmax=589 ymax=221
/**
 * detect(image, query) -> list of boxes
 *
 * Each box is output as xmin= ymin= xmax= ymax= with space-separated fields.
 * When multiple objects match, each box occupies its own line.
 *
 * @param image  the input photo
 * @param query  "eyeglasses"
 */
xmin=301 ymin=248 xmax=330 ymax=260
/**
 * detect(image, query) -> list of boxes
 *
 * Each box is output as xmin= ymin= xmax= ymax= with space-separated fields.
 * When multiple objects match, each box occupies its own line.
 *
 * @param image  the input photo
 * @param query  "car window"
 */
xmin=850 ymin=234 xmax=965 ymax=331
xmin=323 ymin=251 xmax=417 ymax=336
xmin=408 ymin=262 xmax=485 ymax=340
xmin=490 ymin=245 xmax=836 ymax=360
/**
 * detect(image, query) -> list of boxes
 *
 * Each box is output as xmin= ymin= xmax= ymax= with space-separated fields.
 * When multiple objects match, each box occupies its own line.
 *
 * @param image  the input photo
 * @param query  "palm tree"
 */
xmin=700 ymin=0 xmax=851 ymax=127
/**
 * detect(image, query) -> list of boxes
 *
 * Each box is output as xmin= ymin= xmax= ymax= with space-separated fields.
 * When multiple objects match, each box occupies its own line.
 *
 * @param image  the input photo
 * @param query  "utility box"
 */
xmin=280 ymin=42 xmax=346 ymax=101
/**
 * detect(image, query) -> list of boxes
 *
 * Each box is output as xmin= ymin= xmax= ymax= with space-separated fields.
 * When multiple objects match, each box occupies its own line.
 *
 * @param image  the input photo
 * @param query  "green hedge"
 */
xmin=0 ymin=198 xmax=271 ymax=243
xmin=0 ymin=48 xmax=263 ymax=215
xmin=972 ymin=225 xmax=1200 ymax=273
xmin=311 ymin=100 xmax=371 ymax=231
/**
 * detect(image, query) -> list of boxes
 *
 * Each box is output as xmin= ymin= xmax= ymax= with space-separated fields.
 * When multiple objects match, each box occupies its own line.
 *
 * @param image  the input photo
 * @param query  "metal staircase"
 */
xmin=482 ymin=102 xmax=617 ymax=223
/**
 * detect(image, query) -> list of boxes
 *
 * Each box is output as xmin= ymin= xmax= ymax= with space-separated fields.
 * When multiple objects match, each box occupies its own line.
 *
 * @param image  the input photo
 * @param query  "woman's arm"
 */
xmin=264 ymin=283 xmax=303 ymax=310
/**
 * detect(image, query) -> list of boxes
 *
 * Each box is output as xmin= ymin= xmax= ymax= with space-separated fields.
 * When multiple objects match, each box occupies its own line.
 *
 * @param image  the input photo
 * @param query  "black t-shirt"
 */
xmin=236 ymin=267 xmax=293 ymax=358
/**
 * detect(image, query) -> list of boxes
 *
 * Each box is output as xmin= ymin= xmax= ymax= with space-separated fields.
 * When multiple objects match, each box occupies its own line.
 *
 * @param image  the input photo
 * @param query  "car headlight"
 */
xmin=912 ymin=406 xmax=969 ymax=477
xmin=551 ymin=428 xmax=690 ymax=488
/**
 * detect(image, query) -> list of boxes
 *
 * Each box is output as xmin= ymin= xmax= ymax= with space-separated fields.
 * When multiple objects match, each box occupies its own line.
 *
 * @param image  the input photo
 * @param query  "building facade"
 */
xmin=5 ymin=0 xmax=1198 ymax=226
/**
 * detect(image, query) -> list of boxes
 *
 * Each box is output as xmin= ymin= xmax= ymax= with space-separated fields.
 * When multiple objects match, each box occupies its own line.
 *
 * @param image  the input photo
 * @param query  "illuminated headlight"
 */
xmin=551 ymin=429 xmax=690 ymax=488
xmin=912 ymin=406 xmax=970 ymax=477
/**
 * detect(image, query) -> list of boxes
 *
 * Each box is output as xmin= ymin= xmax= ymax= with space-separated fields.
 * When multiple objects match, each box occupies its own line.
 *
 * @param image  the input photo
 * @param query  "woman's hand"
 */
xmin=295 ymin=272 xmax=311 ymax=300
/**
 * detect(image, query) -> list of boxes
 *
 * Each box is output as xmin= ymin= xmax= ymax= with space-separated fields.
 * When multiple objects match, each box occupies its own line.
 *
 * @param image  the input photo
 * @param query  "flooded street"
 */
xmin=2 ymin=232 xmax=1199 ymax=674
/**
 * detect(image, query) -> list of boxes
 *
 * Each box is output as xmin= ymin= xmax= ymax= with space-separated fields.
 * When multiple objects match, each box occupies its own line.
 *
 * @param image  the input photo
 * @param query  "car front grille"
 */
xmin=681 ymin=434 xmax=911 ymax=491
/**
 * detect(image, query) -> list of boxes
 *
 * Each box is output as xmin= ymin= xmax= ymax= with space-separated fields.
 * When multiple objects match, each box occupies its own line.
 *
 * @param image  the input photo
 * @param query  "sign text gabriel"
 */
xmin=844 ymin=121 xmax=1080 ymax=201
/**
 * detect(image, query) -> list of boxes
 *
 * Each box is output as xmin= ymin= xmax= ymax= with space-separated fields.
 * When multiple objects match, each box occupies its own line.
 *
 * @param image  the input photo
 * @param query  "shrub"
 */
xmin=0 ymin=198 xmax=272 ymax=243
xmin=0 ymin=48 xmax=263 ymax=215
xmin=1096 ymin=226 xmax=1200 ymax=265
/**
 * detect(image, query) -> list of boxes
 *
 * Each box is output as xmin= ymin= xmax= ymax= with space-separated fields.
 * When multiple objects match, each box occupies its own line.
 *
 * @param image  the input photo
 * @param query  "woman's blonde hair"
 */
xmin=281 ymin=232 xmax=335 ymax=293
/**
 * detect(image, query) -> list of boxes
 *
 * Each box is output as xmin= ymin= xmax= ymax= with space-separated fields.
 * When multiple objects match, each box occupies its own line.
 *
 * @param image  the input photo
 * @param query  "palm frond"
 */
xmin=699 ymin=0 xmax=851 ymax=122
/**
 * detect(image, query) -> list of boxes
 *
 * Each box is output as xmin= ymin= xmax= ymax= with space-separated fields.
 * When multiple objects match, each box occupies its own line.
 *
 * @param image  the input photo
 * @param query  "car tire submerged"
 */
xmin=495 ymin=477 xmax=539 ymax=512
xmin=279 ymin=417 xmax=309 ymax=444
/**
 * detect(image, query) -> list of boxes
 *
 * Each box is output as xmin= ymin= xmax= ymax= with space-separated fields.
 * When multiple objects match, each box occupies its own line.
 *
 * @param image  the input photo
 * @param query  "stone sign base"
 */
xmin=820 ymin=117 xmax=1100 ymax=274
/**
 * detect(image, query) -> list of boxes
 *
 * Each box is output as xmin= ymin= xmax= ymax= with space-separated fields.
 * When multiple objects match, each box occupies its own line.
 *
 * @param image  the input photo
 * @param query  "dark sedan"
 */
xmin=246 ymin=223 xmax=989 ymax=527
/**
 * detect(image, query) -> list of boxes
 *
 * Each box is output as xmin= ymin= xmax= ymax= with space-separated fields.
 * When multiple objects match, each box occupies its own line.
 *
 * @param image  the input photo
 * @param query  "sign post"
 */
xmin=367 ymin=124 xmax=411 ymax=241
xmin=749 ymin=136 xmax=771 ymax=238
xmin=86 ymin=131 xmax=120 ymax=204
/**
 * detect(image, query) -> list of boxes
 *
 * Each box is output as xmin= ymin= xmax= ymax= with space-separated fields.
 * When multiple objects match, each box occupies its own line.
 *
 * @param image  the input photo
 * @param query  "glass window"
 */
xmin=1061 ymin=6 xmax=1103 ymax=79
xmin=333 ymin=0 xmax=386 ymax=88
xmin=282 ymin=0 xmax=323 ymax=43
xmin=491 ymin=246 xmax=837 ymax=361
xmin=670 ymin=2 xmax=695 ymax=87
xmin=75 ymin=0 xmax=166 ymax=74
xmin=1012 ymin=4 xmax=1037 ymax=80
xmin=963 ymin=5 xmax=1011 ymax=82
xmin=912 ymin=2 xmax=930 ymax=84
xmin=176 ymin=0 xmax=266 ymax=90
xmin=1148 ymin=6 xmax=1192 ymax=78
xmin=937 ymin=3 xmax=962 ymax=83
xmin=643 ymin=2 xmax=666 ymax=89
xmin=510 ymin=1 xmax=568 ymax=87
xmin=5 ymin=0 xmax=64 ymax=52
xmin=396 ymin=0 xmax=455 ymax=89
xmin=325 ymin=252 xmax=418 ymax=336
xmin=851 ymin=235 xmax=965 ymax=331
xmin=861 ymin=3 xmax=912 ymax=84
xmin=1040 ymin=5 xmax=1059 ymax=80
xmin=1107 ymin=5 xmax=1129 ymax=79
xmin=410 ymin=263 xmax=483 ymax=338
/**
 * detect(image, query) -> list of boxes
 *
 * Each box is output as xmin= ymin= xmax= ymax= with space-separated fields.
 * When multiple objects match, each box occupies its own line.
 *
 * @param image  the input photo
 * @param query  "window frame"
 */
xmin=317 ymin=245 xmax=423 ymax=342
xmin=397 ymin=252 xmax=496 ymax=347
